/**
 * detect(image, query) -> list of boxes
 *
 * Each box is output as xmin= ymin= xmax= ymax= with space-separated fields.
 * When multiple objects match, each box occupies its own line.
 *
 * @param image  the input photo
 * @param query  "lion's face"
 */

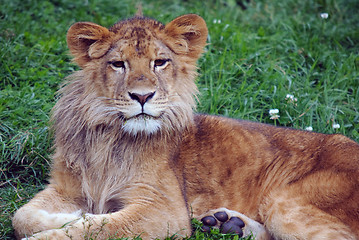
xmin=66 ymin=15 xmax=207 ymax=135
xmin=100 ymin=34 xmax=176 ymax=135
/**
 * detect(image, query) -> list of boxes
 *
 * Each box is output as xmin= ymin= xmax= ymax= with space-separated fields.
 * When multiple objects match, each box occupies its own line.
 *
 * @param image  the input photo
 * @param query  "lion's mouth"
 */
xmin=122 ymin=112 xmax=163 ymax=135
xmin=127 ymin=113 xmax=159 ymax=121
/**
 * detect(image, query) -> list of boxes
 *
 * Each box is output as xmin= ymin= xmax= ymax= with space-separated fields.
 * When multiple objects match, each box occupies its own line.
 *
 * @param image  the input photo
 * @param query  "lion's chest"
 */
xmin=81 ymin=144 xmax=140 ymax=214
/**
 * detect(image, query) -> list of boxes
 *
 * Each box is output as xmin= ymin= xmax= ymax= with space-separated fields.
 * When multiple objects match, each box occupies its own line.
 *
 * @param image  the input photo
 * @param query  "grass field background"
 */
xmin=1 ymin=0 xmax=359 ymax=239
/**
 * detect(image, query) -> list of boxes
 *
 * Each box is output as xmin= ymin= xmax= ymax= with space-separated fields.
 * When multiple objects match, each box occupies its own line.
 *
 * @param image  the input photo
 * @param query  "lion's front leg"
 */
xmin=24 ymin=177 xmax=192 ymax=240
xmin=26 ymin=201 xmax=192 ymax=240
xmin=22 ymin=214 xmax=108 ymax=240
xmin=13 ymin=185 xmax=83 ymax=239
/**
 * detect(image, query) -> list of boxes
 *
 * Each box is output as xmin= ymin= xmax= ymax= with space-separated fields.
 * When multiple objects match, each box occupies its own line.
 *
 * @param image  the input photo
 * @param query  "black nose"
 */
xmin=128 ymin=91 xmax=155 ymax=106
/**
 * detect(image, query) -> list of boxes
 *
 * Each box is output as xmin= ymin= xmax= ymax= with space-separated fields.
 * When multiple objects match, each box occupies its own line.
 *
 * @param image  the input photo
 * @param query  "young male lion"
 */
xmin=13 ymin=13 xmax=359 ymax=240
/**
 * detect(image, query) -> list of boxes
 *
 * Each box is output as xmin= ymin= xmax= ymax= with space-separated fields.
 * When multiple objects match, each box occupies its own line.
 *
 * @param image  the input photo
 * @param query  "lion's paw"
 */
xmin=22 ymin=229 xmax=68 ymax=240
xmin=199 ymin=208 xmax=271 ymax=240
xmin=201 ymin=212 xmax=244 ymax=236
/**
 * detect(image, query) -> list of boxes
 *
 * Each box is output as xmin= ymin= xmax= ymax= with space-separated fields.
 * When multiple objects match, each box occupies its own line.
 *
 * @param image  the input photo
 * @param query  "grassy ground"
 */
xmin=1 ymin=0 xmax=358 ymax=239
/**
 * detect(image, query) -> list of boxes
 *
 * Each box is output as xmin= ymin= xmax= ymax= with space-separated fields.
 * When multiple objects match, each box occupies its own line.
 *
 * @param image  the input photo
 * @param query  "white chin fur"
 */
xmin=122 ymin=117 xmax=162 ymax=135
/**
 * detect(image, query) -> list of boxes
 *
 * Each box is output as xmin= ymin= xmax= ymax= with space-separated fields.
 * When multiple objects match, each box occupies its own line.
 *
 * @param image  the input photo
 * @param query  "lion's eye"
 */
xmin=110 ymin=61 xmax=125 ymax=69
xmin=154 ymin=59 xmax=170 ymax=68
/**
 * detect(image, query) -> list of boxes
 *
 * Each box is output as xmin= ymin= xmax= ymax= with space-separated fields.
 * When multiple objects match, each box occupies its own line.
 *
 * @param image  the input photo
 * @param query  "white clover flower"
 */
xmin=320 ymin=13 xmax=329 ymax=19
xmin=305 ymin=126 xmax=313 ymax=131
xmin=285 ymin=94 xmax=298 ymax=102
xmin=269 ymin=109 xmax=280 ymax=120
xmin=286 ymin=94 xmax=294 ymax=99
xmin=270 ymin=115 xmax=280 ymax=120
xmin=213 ymin=19 xmax=222 ymax=24
xmin=332 ymin=123 xmax=340 ymax=129
xmin=269 ymin=109 xmax=279 ymax=115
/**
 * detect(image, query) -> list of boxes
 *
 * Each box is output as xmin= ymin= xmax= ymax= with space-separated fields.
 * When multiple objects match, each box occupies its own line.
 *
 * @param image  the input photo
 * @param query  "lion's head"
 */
xmin=64 ymin=14 xmax=207 ymax=136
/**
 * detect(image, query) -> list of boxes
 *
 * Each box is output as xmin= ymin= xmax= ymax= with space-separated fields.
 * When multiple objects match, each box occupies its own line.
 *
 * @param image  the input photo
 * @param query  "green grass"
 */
xmin=1 ymin=0 xmax=359 ymax=239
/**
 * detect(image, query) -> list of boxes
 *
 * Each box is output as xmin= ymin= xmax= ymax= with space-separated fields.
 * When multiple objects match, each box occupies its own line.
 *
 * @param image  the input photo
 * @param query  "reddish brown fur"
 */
xmin=12 ymin=14 xmax=359 ymax=240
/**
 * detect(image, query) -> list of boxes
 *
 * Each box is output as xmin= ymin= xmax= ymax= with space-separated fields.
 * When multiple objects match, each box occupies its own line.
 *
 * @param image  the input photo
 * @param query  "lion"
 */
xmin=12 ymin=13 xmax=359 ymax=240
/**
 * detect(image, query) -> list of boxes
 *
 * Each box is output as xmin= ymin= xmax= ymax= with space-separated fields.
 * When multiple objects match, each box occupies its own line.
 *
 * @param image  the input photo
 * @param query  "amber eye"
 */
xmin=154 ymin=59 xmax=170 ymax=68
xmin=110 ymin=61 xmax=125 ymax=69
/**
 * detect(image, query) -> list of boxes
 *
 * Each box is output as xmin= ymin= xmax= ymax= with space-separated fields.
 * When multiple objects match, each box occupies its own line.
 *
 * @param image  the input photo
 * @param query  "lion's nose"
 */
xmin=128 ymin=91 xmax=156 ymax=106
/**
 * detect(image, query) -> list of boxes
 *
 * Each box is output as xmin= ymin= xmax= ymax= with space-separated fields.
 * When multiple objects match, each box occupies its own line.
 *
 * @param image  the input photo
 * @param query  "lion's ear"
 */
xmin=164 ymin=14 xmax=208 ymax=59
xmin=67 ymin=22 xmax=112 ymax=68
